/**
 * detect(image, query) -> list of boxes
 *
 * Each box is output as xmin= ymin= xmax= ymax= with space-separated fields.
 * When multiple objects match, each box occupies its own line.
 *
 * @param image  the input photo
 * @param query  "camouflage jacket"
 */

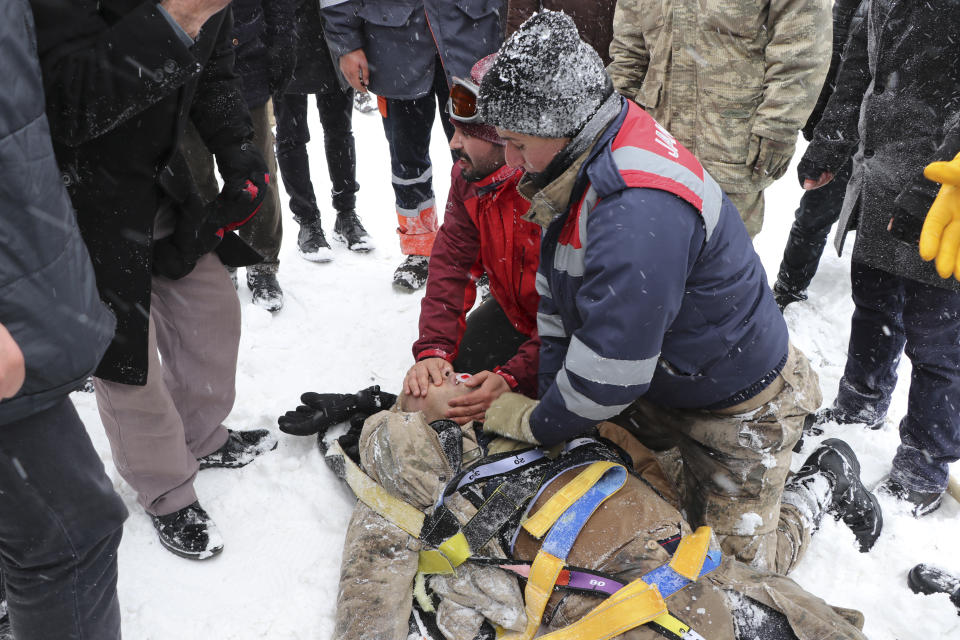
xmin=607 ymin=0 xmax=830 ymax=192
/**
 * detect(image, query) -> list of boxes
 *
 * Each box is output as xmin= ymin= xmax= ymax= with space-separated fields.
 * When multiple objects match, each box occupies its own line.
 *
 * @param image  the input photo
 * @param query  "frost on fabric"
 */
xmin=732 ymin=511 xmax=763 ymax=535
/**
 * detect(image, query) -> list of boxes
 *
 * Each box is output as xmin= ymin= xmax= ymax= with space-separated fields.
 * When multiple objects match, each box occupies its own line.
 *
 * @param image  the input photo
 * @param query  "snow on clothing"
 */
xmin=802 ymin=0 xmax=960 ymax=291
xmin=526 ymin=99 xmax=788 ymax=445
xmin=333 ymin=409 xmax=868 ymax=640
xmin=231 ymin=0 xmax=297 ymax=108
xmin=414 ymin=164 xmax=541 ymax=397
xmin=506 ymin=0 xmax=618 ymax=65
xmin=607 ymin=0 xmax=831 ymax=236
xmin=321 ymin=0 xmax=503 ymax=101
xmin=31 ymin=0 xmax=263 ymax=385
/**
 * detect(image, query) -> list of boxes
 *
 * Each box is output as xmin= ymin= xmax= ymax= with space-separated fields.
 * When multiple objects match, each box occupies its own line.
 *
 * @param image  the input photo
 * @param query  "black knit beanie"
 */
xmin=478 ymin=10 xmax=613 ymax=139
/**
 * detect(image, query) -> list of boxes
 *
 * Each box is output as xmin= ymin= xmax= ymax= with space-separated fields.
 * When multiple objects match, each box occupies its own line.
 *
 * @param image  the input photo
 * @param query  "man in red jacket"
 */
xmin=404 ymin=56 xmax=541 ymax=424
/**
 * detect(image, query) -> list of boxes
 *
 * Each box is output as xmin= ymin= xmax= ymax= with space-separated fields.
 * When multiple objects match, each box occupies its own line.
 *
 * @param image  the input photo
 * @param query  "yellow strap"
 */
xmin=522 ymin=461 xmax=620 ymax=539
xmin=536 ymin=578 xmax=668 ymax=640
xmin=333 ymin=441 xmax=425 ymax=539
xmin=651 ymin=612 xmax=691 ymax=638
xmin=499 ymin=551 xmax=566 ymax=640
xmin=417 ymin=549 xmax=455 ymax=575
xmin=669 ymin=526 xmax=712 ymax=581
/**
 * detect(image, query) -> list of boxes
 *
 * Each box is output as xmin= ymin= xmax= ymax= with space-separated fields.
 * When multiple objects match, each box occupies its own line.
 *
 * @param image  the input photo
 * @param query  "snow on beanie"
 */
xmin=453 ymin=54 xmax=505 ymax=146
xmin=478 ymin=10 xmax=613 ymax=139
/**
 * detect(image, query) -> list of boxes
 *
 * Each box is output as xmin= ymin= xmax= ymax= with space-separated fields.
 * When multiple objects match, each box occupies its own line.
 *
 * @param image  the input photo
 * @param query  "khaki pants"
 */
xmin=614 ymin=344 xmax=822 ymax=574
xmin=94 ymin=252 xmax=240 ymax=516
xmin=727 ymin=190 xmax=765 ymax=238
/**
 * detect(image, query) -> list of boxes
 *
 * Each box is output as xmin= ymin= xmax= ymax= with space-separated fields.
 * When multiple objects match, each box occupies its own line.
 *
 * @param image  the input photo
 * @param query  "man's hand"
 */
xmin=445 ymin=370 xmax=510 ymax=425
xmin=339 ymin=49 xmax=369 ymax=93
xmin=919 ymin=152 xmax=960 ymax=279
xmin=0 ymin=323 xmax=25 ymax=401
xmin=160 ymin=0 xmax=231 ymax=39
xmin=403 ymin=358 xmax=452 ymax=398
xmin=802 ymin=172 xmax=834 ymax=190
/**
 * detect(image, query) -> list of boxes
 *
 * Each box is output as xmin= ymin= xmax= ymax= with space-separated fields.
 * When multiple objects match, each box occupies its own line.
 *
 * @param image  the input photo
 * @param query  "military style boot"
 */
xmin=333 ymin=210 xmax=373 ymax=252
xmin=393 ymin=255 xmax=430 ymax=292
xmin=297 ymin=218 xmax=333 ymax=263
xmin=908 ymin=564 xmax=960 ymax=613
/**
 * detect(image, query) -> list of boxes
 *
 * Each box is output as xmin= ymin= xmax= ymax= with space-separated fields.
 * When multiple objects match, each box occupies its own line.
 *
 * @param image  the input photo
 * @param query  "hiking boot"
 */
xmin=877 ymin=477 xmax=944 ymax=518
xmin=198 ymin=429 xmax=278 ymax=469
xmin=787 ymin=438 xmax=883 ymax=551
xmin=907 ymin=564 xmax=960 ymax=612
xmin=297 ymin=219 xmax=334 ymax=263
xmin=333 ymin=211 xmax=374 ymax=252
xmin=773 ymin=280 xmax=807 ymax=312
xmin=151 ymin=502 xmax=223 ymax=560
xmin=247 ymin=268 xmax=283 ymax=312
xmin=393 ymin=255 xmax=429 ymax=292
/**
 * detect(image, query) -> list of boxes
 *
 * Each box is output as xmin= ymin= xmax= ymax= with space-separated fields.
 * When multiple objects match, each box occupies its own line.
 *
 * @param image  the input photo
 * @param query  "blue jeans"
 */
xmin=0 ymin=398 xmax=127 ymax=639
xmin=834 ymin=262 xmax=960 ymax=492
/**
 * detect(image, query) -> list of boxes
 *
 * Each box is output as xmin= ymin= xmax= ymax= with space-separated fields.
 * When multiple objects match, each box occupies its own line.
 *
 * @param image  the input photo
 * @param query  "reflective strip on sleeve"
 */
xmin=554 ymin=242 xmax=585 ymax=277
xmin=565 ymin=335 xmax=658 ymax=387
xmin=538 ymin=312 xmax=567 ymax=338
xmin=535 ymin=271 xmax=551 ymax=297
xmin=556 ymin=369 xmax=633 ymax=420
xmin=700 ymin=172 xmax=722 ymax=241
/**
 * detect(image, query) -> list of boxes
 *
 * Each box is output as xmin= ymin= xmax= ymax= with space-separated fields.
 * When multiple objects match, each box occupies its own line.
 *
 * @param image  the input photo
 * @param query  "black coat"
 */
xmin=0 ymin=0 xmax=115 ymax=424
xmin=232 ymin=0 xmax=297 ymax=107
xmin=286 ymin=0 xmax=343 ymax=96
xmin=31 ymin=0 xmax=264 ymax=385
xmin=802 ymin=0 xmax=960 ymax=290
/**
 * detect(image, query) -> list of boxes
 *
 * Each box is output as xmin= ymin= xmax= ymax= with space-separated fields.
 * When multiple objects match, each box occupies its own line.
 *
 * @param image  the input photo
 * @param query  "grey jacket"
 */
xmin=321 ymin=0 xmax=503 ymax=100
xmin=0 ymin=0 xmax=115 ymax=424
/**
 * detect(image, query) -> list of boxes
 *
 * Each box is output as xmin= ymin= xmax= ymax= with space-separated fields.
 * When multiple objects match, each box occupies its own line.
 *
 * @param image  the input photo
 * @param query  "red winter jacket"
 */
xmin=413 ymin=164 xmax=541 ymax=397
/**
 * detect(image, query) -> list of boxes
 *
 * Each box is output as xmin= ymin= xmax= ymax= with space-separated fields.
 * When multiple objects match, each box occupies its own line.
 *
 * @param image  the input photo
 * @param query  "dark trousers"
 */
xmin=0 ymin=398 xmax=127 ymax=640
xmin=775 ymin=158 xmax=853 ymax=294
xmin=453 ymin=297 xmax=527 ymax=374
xmin=275 ymin=88 xmax=359 ymax=224
xmin=380 ymin=59 xmax=454 ymax=256
xmin=834 ymin=262 xmax=960 ymax=492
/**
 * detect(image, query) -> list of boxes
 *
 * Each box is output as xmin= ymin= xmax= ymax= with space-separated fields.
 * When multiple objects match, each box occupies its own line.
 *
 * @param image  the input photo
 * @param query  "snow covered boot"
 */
xmin=297 ymin=218 xmax=333 ymax=263
xmin=198 ymin=429 xmax=278 ymax=469
xmin=795 ymin=406 xmax=883 ymax=452
xmin=877 ymin=477 xmax=944 ymax=518
xmin=247 ymin=267 xmax=283 ymax=312
xmin=333 ymin=210 xmax=373 ymax=252
xmin=783 ymin=438 xmax=882 ymax=552
xmin=908 ymin=564 xmax=960 ymax=613
xmin=393 ymin=255 xmax=430 ymax=292
xmin=0 ymin=613 xmax=9 ymax=640
xmin=151 ymin=502 xmax=223 ymax=560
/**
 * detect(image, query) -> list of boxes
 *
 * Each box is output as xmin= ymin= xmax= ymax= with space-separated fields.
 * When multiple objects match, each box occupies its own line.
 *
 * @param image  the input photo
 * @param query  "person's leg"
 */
xmin=94 ymin=312 xmax=204 ymax=516
xmin=380 ymin=93 xmax=439 ymax=261
xmin=151 ymin=251 xmax=241 ymax=459
xmin=726 ymin=190 xmax=765 ymax=239
xmin=453 ymin=297 xmax=528 ymax=374
xmin=275 ymin=93 xmax=321 ymax=225
xmin=891 ymin=279 xmax=960 ymax=496
xmin=775 ymin=159 xmax=853 ymax=304
xmin=833 ymin=262 xmax=907 ymax=425
xmin=315 ymin=89 xmax=360 ymax=216
xmin=0 ymin=399 xmax=126 ymax=640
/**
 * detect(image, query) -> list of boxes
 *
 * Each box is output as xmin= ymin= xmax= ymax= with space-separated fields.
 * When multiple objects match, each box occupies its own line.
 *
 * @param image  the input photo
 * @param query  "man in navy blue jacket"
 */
xmin=478 ymin=12 xmax=882 ymax=574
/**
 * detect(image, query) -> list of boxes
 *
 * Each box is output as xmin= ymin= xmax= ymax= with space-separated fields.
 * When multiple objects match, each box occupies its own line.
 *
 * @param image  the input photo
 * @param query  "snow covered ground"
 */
xmin=69 ymin=104 xmax=960 ymax=639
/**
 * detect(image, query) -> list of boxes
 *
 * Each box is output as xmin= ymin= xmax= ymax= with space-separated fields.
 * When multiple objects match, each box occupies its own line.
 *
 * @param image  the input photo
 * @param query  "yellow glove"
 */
xmin=919 ymin=151 xmax=960 ymax=280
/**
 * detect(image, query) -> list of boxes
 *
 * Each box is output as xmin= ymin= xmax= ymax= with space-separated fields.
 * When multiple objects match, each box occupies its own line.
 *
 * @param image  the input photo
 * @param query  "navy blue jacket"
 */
xmin=531 ymin=102 xmax=788 ymax=445
xmin=0 ymin=0 xmax=115 ymax=423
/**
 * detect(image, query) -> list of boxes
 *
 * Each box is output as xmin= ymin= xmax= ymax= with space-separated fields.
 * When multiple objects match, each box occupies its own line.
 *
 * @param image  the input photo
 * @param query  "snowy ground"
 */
xmin=69 ymin=104 xmax=960 ymax=639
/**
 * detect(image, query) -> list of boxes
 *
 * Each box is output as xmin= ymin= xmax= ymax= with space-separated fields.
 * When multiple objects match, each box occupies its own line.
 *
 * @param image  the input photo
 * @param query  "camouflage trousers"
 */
xmin=727 ymin=189 xmax=765 ymax=239
xmin=614 ymin=344 xmax=822 ymax=575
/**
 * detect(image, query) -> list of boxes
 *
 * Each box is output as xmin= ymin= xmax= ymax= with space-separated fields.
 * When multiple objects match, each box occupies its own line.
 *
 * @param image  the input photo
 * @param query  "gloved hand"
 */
xmin=752 ymin=135 xmax=795 ymax=180
xmin=429 ymin=563 xmax=527 ymax=638
xmin=152 ymin=237 xmax=199 ymax=279
xmin=152 ymin=191 xmax=222 ymax=279
xmin=278 ymin=386 xmax=397 ymax=436
xmin=482 ymin=392 xmax=539 ymax=444
xmin=267 ymin=42 xmax=297 ymax=98
xmin=214 ymin=141 xmax=270 ymax=230
xmin=919 ymin=151 xmax=960 ymax=280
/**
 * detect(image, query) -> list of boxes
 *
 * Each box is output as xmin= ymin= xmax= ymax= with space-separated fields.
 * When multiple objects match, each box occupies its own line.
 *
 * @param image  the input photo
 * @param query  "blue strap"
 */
xmin=642 ymin=550 xmax=722 ymax=598
xmin=540 ymin=465 xmax=628 ymax=559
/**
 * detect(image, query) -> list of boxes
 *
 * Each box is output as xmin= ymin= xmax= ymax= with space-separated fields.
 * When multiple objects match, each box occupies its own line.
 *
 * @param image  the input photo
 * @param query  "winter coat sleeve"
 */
xmin=319 ymin=0 xmax=365 ymax=58
xmin=606 ymin=0 xmax=650 ymax=101
xmin=188 ymin=13 xmax=259 ymax=185
xmin=751 ymin=0 xmax=831 ymax=144
xmin=29 ymin=0 xmax=202 ymax=147
xmin=499 ymin=331 xmax=540 ymax=398
xmin=530 ymin=189 xmax=704 ymax=445
xmin=413 ymin=179 xmax=482 ymax=364
xmin=800 ymin=9 xmax=870 ymax=176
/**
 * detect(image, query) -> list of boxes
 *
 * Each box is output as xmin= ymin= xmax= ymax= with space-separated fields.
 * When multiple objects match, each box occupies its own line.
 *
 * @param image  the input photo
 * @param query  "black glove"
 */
xmin=215 ymin=142 xmax=270 ymax=230
xmin=796 ymin=141 xmax=849 ymax=187
xmin=152 ymin=192 xmax=222 ymax=279
xmin=153 ymin=237 xmax=198 ymax=279
xmin=267 ymin=43 xmax=297 ymax=98
xmin=278 ymin=386 xmax=398 ymax=436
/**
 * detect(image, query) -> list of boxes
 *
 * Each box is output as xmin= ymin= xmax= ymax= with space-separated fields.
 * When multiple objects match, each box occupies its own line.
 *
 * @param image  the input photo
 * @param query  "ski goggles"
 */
xmin=448 ymin=76 xmax=482 ymax=124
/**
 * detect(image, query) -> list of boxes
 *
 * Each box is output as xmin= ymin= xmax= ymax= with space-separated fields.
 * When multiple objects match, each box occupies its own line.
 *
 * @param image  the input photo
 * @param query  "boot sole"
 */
xmin=298 ymin=247 xmax=334 ymax=263
xmin=332 ymin=231 xmax=374 ymax=252
xmin=156 ymin=534 xmax=224 ymax=560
